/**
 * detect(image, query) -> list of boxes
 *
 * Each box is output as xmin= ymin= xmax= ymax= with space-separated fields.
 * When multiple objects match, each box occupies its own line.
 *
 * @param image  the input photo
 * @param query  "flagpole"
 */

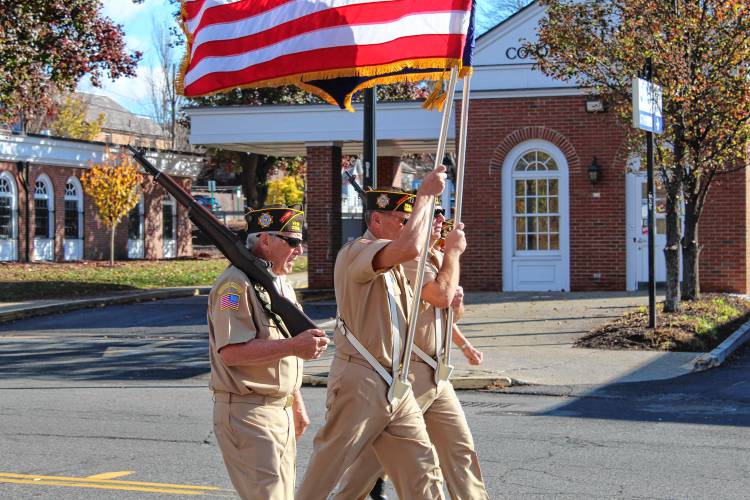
xmin=440 ymin=74 xmax=471 ymax=378
xmin=389 ymin=67 xmax=459 ymax=402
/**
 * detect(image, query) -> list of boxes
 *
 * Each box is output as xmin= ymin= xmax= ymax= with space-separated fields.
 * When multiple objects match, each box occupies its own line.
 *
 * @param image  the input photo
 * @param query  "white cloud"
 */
xmin=77 ymin=63 xmax=160 ymax=117
xmin=100 ymin=0 xmax=153 ymax=24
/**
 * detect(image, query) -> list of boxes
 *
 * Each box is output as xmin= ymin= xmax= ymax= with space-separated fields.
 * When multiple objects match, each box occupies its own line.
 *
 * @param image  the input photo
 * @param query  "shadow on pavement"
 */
xmin=0 ymin=337 xmax=209 ymax=380
xmin=0 ymin=297 xmax=208 ymax=333
xmin=0 ymin=281 xmax=139 ymax=302
xmin=538 ymin=345 xmax=750 ymax=427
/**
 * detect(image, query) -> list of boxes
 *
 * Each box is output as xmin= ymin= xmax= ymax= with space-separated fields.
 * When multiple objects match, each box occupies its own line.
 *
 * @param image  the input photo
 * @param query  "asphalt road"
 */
xmin=0 ymin=297 xmax=748 ymax=499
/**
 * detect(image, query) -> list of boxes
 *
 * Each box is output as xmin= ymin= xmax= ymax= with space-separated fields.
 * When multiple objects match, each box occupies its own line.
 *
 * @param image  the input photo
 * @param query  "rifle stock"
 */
xmin=126 ymin=145 xmax=316 ymax=337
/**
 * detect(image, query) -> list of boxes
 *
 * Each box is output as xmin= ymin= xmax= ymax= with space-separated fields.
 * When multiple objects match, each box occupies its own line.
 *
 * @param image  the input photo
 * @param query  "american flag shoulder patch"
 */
xmin=218 ymin=281 xmax=242 ymax=311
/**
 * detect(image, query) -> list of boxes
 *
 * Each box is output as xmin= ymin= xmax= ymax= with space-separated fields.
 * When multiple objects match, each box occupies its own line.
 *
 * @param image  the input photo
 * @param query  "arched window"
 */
xmin=0 ymin=172 xmax=18 ymax=241
xmin=64 ymin=178 xmax=83 ymax=240
xmin=512 ymin=151 xmax=560 ymax=252
xmin=34 ymin=175 xmax=54 ymax=239
xmin=162 ymin=194 xmax=176 ymax=241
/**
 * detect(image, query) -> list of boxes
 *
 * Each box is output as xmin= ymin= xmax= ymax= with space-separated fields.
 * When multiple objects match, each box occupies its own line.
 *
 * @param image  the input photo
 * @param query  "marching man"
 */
xmin=298 ymin=167 xmax=450 ymax=499
xmin=335 ymin=208 xmax=489 ymax=499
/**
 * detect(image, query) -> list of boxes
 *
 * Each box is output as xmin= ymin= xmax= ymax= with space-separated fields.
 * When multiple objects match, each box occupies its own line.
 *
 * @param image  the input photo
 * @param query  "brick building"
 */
xmin=185 ymin=3 xmax=750 ymax=293
xmin=0 ymin=133 xmax=202 ymax=262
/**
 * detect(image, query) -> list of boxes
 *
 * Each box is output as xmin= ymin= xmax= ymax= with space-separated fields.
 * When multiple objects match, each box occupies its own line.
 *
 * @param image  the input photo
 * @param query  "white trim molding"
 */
xmin=0 ymin=134 xmax=204 ymax=179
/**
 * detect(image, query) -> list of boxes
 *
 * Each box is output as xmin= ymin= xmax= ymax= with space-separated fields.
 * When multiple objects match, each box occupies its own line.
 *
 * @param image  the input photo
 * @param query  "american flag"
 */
xmin=220 ymin=292 xmax=240 ymax=311
xmin=180 ymin=0 xmax=474 ymax=108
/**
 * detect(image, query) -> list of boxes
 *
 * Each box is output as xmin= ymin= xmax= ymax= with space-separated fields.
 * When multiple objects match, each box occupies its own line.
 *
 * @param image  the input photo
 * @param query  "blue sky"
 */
xmin=78 ymin=0 xmax=180 ymax=117
xmin=79 ymin=1 xmax=515 ymax=118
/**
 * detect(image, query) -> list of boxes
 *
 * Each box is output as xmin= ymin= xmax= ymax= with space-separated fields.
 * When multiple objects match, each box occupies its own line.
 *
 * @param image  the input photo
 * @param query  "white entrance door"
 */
xmin=626 ymin=170 xmax=680 ymax=290
xmin=63 ymin=178 xmax=84 ymax=261
xmin=32 ymin=176 xmax=54 ymax=261
xmin=0 ymin=172 xmax=19 ymax=261
xmin=503 ymin=141 xmax=570 ymax=291
xmin=127 ymin=197 xmax=144 ymax=259
xmin=162 ymin=195 xmax=176 ymax=258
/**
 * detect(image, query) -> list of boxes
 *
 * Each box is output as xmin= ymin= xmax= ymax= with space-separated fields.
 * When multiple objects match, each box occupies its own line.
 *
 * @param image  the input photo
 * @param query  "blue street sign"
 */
xmin=632 ymin=77 xmax=664 ymax=134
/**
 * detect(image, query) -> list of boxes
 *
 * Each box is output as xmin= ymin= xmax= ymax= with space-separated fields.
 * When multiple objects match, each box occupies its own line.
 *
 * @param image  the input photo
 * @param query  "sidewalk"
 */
xmin=0 ymin=278 xmax=722 ymax=389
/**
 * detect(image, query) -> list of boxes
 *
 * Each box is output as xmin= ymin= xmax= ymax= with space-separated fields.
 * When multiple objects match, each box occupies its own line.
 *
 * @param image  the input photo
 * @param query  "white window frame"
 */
xmin=510 ymin=150 xmax=562 ymax=257
xmin=64 ymin=177 xmax=84 ymax=240
xmin=33 ymin=174 xmax=55 ymax=240
xmin=0 ymin=171 xmax=19 ymax=261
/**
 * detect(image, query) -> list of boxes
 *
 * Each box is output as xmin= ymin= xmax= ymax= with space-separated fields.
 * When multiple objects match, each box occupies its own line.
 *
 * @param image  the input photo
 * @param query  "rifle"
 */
xmin=126 ymin=145 xmax=316 ymax=337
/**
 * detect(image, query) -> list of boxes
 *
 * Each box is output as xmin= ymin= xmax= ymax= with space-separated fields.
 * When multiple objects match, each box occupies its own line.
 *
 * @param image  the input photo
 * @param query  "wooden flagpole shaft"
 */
xmin=443 ymin=74 xmax=471 ymax=368
xmin=396 ymin=67 xmax=459 ymax=388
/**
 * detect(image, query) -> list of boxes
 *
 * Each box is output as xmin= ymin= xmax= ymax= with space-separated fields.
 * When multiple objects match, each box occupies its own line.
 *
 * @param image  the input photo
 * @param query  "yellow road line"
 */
xmin=0 ymin=478 xmax=205 ymax=495
xmin=0 ymin=472 xmax=228 ymax=496
xmin=87 ymin=471 xmax=135 ymax=480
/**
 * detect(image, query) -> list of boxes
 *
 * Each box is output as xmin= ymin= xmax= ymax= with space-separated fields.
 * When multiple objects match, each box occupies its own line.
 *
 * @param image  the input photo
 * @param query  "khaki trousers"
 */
xmin=213 ymin=394 xmax=296 ymax=500
xmin=297 ymin=356 xmax=445 ymax=500
xmin=335 ymin=361 xmax=489 ymax=500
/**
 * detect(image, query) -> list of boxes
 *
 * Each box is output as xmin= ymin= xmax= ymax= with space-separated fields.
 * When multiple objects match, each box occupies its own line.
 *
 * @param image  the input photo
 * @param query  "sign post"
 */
xmin=208 ymin=179 xmax=216 ymax=212
xmin=632 ymin=58 xmax=663 ymax=328
xmin=362 ymin=87 xmax=377 ymax=231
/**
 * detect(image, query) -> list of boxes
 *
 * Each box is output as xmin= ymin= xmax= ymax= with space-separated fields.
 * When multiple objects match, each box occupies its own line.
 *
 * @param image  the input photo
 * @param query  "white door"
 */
xmin=162 ymin=195 xmax=176 ymax=258
xmin=626 ymin=171 xmax=680 ymax=290
xmin=503 ymin=141 xmax=570 ymax=291
xmin=127 ymin=197 xmax=144 ymax=259
xmin=63 ymin=178 xmax=83 ymax=261
xmin=0 ymin=172 xmax=18 ymax=261
xmin=32 ymin=176 xmax=54 ymax=261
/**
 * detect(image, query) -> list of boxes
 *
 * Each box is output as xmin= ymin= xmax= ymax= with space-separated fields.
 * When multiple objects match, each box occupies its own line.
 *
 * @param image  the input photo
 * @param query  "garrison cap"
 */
xmin=365 ymin=189 xmax=415 ymax=213
xmin=245 ymin=207 xmax=304 ymax=234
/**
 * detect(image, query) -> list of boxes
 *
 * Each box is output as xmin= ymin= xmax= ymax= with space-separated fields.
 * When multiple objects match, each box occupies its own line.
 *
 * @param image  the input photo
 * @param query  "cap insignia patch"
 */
xmin=259 ymin=213 xmax=273 ymax=228
xmin=376 ymin=193 xmax=390 ymax=209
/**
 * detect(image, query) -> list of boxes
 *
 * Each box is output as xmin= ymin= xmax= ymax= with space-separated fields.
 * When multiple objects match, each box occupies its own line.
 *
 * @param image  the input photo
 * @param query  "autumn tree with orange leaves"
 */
xmin=82 ymin=149 xmax=143 ymax=266
xmin=527 ymin=0 xmax=750 ymax=312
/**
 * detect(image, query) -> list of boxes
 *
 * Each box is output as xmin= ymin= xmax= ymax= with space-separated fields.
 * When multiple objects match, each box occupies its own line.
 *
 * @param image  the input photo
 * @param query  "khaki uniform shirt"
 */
xmin=208 ymin=265 xmax=303 ymax=398
xmin=402 ymin=250 xmax=447 ymax=358
xmin=334 ymin=230 xmax=413 ymax=370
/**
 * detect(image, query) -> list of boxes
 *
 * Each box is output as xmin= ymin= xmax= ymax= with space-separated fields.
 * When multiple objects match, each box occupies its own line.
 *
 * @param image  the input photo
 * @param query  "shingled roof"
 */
xmin=77 ymin=92 xmax=165 ymax=138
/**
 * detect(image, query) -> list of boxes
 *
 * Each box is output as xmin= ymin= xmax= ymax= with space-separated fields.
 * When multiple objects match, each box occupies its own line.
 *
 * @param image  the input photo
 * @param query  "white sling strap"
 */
xmin=336 ymin=317 xmax=393 ymax=385
xmin=335 ymin=270 xmax=404 ymax=386
xmin=384 ymin=271 xmax=402 ymax=384
xmin=413 ymin=306 xmax=447 ymax=371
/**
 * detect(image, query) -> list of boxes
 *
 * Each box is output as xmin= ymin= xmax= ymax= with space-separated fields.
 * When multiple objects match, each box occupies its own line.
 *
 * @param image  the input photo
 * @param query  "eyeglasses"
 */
xmin=274 ymin=235 xmax=304 ymax=248
xmin=434 ymin=208 xmax=446 ymax=218
xmin=382 ymin=211 xmax=408 ymax=225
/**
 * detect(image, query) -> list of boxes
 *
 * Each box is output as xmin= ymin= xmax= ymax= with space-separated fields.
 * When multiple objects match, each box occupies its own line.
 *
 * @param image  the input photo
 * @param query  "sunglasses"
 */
xmin=274 ymin=235 xmax=304 ymax=248
xmin=434 ymin=208 xmax=446 ymax=218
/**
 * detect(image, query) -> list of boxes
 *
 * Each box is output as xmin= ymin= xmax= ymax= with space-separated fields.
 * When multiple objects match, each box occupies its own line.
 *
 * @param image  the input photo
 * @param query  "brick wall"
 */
xmin=461 ymin=95 xmax=628 ymax=291
xmin=306 ymin=144 xmax=342 ymax=289
xmin=700 ymin=167 xmax=749 ymax=293
xmin=0 ymin=161 xmax=192 ymax=262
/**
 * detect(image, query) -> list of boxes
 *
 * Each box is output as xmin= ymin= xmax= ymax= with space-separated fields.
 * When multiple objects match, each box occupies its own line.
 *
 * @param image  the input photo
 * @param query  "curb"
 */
xmin=302 ymin=374 xmax=513 ymax=390
xmin=692 ymin=317 xmax=750 ymax=371
xmin=0 ymin=287 xmax=210 ymax=324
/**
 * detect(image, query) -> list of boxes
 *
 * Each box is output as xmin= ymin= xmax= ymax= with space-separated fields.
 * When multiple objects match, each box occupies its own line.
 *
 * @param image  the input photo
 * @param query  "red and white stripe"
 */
xmin=180 ymin=0 xmax=472 ymax=97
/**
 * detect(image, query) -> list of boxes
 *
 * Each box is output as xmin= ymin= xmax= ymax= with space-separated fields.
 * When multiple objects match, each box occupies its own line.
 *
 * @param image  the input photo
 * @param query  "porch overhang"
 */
xmin=185 ymin=101 xmax=455 ymax=157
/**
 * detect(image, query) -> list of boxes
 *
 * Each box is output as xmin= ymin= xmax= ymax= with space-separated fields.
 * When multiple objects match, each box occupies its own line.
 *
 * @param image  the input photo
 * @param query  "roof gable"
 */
xmin=464 ymin=1 xmax=578 ymax=93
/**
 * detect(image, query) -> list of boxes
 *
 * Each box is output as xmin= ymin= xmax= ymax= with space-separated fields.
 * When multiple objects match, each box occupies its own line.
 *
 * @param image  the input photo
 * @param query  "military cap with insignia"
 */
xmin=245 ymin=206 xmax=304 ymax=234
xmin=365 ymin=189 xmax=415 ymax=213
